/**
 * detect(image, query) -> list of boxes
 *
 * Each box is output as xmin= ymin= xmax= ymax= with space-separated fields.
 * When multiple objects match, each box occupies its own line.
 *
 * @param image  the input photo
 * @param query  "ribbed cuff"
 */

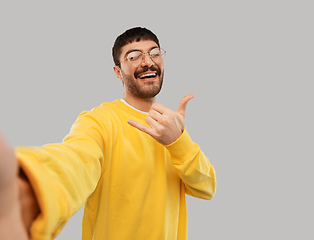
xmin=165 ymin=128 xmax=196 ymax=163
xmin=16 ymin=147 xmax=69 ymax=240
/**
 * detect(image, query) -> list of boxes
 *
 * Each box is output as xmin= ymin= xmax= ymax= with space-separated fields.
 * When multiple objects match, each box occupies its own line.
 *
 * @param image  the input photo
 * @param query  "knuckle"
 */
xmin=155 ymin=132 xmax=162 ymax=139
xmin=152 ymin=102 xmax=164 ymax=110
xmin=165 ymin=115 xmax=173 ymax=123
xmin=152 ymin=103 xmax=159 ymax=109
xmin=158 ymin=117 xmax=166 ymax=125
xmin=165 ymin=110 xmax=175 ymax=119
xmin=155 ymin=126 xmax=165 ymax=135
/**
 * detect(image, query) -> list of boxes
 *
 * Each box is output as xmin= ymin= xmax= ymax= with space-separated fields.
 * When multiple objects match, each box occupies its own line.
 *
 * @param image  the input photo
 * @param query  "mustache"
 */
xmin=134 ymin=65 xmax=161 ymax=78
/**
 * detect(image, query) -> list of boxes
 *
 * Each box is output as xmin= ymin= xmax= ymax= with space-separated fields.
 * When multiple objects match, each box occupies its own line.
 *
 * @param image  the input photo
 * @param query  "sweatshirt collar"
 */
xmin=120 ymin=99 xmax=149 ymax=115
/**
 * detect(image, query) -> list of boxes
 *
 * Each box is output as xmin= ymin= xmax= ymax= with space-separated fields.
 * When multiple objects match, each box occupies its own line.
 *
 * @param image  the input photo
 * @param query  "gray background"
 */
xmin=1 ymin=1 xmax=313 ymax=239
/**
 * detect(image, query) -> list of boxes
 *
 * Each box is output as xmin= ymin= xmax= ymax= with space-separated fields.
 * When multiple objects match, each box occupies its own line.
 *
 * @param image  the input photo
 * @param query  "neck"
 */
xmin=123 ymin=94 xmax=156 ymax=113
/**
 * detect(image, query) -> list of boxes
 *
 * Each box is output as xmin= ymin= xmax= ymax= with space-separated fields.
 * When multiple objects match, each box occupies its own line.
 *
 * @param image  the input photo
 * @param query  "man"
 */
xmin=0 ymin=27 xmax=216 ymax=240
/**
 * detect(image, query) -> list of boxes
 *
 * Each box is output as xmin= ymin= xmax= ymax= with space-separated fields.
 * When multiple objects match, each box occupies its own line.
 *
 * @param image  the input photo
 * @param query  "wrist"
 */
xmin=165 ymin=128 xmax=196 ymax=162
xmin=18 ymin=168 xmax=40 ymax=231
xmin=0 ymin=181 xmax=28 ymax=240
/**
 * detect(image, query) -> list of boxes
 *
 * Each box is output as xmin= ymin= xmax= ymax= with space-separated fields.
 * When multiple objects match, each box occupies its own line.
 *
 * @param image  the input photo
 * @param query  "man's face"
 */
xmin=114 ymin=40 xmax=164 ymax=99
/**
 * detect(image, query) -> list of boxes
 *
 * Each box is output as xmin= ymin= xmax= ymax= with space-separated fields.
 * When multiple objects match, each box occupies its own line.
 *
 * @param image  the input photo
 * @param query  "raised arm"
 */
xmin=127 ymin=95 xmax=216 ymax=200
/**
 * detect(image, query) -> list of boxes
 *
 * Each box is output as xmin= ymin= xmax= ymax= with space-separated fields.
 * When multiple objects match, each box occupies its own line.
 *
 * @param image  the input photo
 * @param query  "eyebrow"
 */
xmin=123 ymin=46 xmax=159 ymax=59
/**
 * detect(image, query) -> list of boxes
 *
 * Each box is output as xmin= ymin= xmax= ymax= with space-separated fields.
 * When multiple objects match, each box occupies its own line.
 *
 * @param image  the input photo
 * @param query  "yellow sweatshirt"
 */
xmin=16 ymin=99 xmax=216 ymax=240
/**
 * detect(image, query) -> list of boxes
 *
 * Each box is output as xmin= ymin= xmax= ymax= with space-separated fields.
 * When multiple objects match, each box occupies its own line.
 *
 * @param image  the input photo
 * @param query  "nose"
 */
xmin=141 ymin=52 xmax=154 ymax=67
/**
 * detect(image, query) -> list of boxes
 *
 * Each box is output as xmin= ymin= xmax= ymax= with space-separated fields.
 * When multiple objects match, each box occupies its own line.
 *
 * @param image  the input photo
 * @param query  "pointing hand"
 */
xmin=128 ymin=94 xmax=195 ymax=145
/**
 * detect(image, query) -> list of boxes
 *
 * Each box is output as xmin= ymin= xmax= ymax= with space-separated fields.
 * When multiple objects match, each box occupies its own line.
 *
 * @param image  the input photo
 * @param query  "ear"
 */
xmin=113 ymin=65 xmax=123 ymax=81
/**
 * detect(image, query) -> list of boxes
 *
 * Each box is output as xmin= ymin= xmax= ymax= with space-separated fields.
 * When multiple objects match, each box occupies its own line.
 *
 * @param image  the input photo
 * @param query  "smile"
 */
xmin=138 ymin=72 xmax=157 ymax=79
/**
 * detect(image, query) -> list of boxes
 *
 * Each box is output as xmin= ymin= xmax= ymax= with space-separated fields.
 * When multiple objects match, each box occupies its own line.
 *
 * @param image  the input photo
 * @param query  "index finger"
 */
xmin=127 ymin=119 xmax=154 ymax=136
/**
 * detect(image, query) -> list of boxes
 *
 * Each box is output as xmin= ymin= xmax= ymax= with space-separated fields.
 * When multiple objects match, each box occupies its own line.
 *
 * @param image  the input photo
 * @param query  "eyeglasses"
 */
xmin=120 ymin=48 xmax=166 ymax=67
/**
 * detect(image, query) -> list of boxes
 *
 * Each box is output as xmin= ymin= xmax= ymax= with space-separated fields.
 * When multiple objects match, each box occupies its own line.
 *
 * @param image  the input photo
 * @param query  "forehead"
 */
xmin=120 ymin=40 xmax=159 ymax=58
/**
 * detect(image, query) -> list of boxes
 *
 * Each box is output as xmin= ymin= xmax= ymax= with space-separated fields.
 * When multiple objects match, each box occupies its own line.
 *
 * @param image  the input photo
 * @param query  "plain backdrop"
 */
xmin=0 ymin=1 xmax=313 ymax=239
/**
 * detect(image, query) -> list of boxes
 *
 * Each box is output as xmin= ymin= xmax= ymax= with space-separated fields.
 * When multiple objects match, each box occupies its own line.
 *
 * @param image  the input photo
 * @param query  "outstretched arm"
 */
xmin=0 ymin=131 xmax=39 ymax=240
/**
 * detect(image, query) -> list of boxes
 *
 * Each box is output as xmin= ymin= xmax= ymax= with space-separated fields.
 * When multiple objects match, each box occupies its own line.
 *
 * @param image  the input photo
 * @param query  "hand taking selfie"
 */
xmin=0 ymin=131 xmax=28 ymax=239
xmin=0 ymin=132 xmax=39 ymax=240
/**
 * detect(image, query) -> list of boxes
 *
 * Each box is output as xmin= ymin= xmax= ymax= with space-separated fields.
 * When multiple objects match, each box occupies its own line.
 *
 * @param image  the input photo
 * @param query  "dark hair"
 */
xmin=112 ymin=27 xmax=160 ymax=66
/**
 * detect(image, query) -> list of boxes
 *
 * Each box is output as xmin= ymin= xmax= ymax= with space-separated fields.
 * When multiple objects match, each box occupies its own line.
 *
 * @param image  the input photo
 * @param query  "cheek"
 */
xmin=157 ymin=62 xmax=164 ymax=72
xmin=121 ymin=65 xmax=136 ymax=78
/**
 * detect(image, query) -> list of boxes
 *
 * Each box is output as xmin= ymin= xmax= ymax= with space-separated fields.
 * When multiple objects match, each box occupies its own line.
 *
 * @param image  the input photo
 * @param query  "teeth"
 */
xmin=139 ymin=73 xmax=156 ymax=79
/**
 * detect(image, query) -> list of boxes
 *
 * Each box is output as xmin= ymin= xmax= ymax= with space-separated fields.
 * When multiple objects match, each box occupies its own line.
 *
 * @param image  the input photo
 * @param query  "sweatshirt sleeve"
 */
xmin=165 ymin=128 xmax=216 ymax=200
xmin=16 ymin=110 xmax=107 ymax=240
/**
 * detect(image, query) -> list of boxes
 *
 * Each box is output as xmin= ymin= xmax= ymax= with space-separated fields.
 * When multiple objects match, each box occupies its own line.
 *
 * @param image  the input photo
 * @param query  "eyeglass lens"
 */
xmin=127 ymin=48 xmax=165 ymax=67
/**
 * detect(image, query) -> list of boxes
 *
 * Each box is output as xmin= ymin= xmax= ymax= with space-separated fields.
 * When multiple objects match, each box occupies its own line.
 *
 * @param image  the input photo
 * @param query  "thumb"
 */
xmin=176 ymin=94 xmax=195 ymax=117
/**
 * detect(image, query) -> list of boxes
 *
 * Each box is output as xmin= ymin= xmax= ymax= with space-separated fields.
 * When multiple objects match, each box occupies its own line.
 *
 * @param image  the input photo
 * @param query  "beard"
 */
xmin=121 ymin=66 xmax=164 ymax=99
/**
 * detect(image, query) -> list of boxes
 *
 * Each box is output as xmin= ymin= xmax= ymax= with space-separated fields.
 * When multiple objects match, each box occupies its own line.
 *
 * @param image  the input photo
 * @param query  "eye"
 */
xmin=150 ymin=48 xmax=161 ymax=57
xmin=127 ymin=51 xmax=141 ymax=61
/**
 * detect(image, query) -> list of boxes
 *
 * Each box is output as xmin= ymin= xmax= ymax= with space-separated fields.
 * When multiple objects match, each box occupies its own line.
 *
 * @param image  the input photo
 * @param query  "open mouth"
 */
xmin=138 ymin=72 xmax=157 ymax=80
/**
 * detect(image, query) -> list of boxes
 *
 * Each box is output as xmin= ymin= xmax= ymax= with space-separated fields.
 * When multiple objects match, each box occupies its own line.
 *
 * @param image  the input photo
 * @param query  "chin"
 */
xmin=134 ymin=88 xmax=161 ymax=99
